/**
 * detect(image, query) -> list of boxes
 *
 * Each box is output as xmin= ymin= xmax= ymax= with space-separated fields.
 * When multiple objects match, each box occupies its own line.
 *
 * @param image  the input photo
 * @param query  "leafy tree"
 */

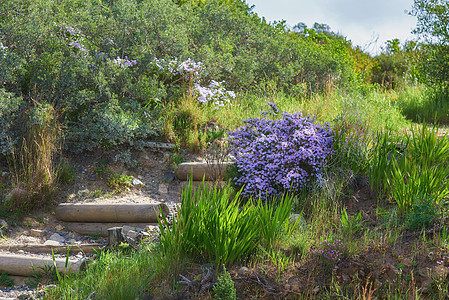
xmin=411 ymin=0 xmax=449 ymax=86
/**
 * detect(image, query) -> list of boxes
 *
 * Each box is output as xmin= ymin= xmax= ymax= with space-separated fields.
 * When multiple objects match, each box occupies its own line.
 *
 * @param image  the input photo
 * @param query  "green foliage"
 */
xmin=255 ymin=196 xmax=298 ymax=248
xmin=368 ymin=131 xmax=399 ymax=199
xmin=158 ymin=180 xmax=295 ymax=266
xmin=330 ymin=119 xmax=371 ymax=175
xmin=213 ymin=266 xmax=236 ymax=300
xmin=388 ymin=124 xmax=449 ymax=212
xmin=45 ymin=248 xmax=155 ymax=299
xmin=398 ymin=85 xmax=449 ymax=124
xmin=0 ymin=0 xmax=367 ymax=153
xmin=371 ymin=39 xmax=410 ymax=90
xmin=159 ymin=181 xmax=258 ymax=266
xmin=57 ymin=159 xmax=76 ymax=184
xmin=404 ymin=196 xmax=438 ymax=231
xmin=0 ymin=89 xmax=24 ymax=156
xmin=340 ymin=208 xmax=363 ymax=236
xmin=107 ymin=172 xmax=133 ymax=191
xmin=0 ymin=271 xmax=13 ymax=287
xmin=6 ymin=102 xmax=61 ymax=211
xmin=411 ymin=0 xmax=449 ymax=86
xmin=369 ymin=124 xmax=449 ymax=213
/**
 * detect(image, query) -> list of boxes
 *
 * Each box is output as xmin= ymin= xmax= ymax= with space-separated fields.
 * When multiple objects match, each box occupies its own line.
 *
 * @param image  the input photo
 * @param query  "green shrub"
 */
xmin=404 ymin=196 xmax=438 ymax=231
xmin=107 ymin=173 xmax=133 ymax=192
xmin=0 ymin=0 xmax=364 ymax=154
xmin=0 ymin=89 xmax=25 ymax=156
xmin=213 ymin=267 xmax=236 ymax=300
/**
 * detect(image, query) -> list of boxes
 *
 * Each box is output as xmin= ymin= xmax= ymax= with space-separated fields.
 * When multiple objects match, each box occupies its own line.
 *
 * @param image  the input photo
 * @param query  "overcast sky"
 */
xmin=246 ymin=0 xmax=418 ymax=54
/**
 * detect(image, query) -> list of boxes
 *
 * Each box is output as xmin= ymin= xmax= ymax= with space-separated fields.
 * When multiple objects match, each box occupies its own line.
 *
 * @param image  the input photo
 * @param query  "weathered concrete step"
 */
xmin=55 ymin=203 xmax=169 ymax=223
xmin=62 ymin=222 xmax=159 ymax=237
xmin=175 ymin=161 xmax=233 ymax=181
xmin=0 ymin=253 xmax=86 ymax=276
xmin=0 ymin=243 xmax=102 ymax=254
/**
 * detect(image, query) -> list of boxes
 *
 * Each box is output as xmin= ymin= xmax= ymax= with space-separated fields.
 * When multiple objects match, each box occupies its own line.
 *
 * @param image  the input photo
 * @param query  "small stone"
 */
xmin=1 ymin=171 xmax=7 ymax=177
xmin=68 ymin=239 xmax=78 ymax=245
xmin=158 ymin=183 xmax=169 ymax=194
xmin=55 ymin=224 xmax=64 ymax=231
xmin=43 ymin=240 xmax=62 ymax=246
xmin=239 ymin=267 xmax=249 ymax=273
xmin=145 ymin=225 xmax=159 ymax=233
xmin=127 ymin=230 xmax=139 ymax=239
xmin=163 ymin=170 xmax=175 ymax=183
xmin=79 ymin=189 xmax=89 ymax=194
xmin=17 ymin=250 xmax=25 ymax=254
xmin=132 ymin=178 xmax=144 ymax=186
xmin=122 ymin=225 xmax=144 ymax=235
xmin=49 ymin=233 xmax=65 ymax=243
xmin=30 ymin=229 xmax=46 ymax=237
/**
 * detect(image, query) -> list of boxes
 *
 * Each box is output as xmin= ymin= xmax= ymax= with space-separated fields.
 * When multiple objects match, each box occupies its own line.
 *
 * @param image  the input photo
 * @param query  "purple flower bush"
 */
xmin=228 ymin=104 xmax=333 ymax=199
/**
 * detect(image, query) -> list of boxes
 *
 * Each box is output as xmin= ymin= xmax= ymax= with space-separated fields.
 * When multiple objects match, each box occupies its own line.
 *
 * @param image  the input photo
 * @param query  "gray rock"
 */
xmin=158 ymin=183 xmax=169 ymax=194
xmin=43 ymin=240 xmax=62 ymax=246
xmin=163 ymin=170 xmax=175 ymax=183
xmin=49 ymin=233 xmax=65 ymax=243
xmin=30 ymin=229 xmax=46 ymax=237
xmin=122 ymin=225 xmax=144 ymax=235
xmin=127 ymin=230 xmax=139 ymax=239
xmin=132 ymin=178 xmax=143 ymax=186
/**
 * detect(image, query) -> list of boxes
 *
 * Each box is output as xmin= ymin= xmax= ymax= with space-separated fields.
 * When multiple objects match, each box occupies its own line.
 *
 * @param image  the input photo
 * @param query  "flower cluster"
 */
xmin=193 ymin=80 xmax=236 ymax=108
xmin=436 ymin=257 xmax=449 ymax=278
xmin=63 ymin=24 xmax=136 ymax=68
xmin=0 ymin=41 xmax=7 ymax=52
xmin=112 ymin=56 xmax=137 ymax=68
xmin=228 ymin=104 xmax=333 ymax=199
xmin=313 ymin=239 xmax=345 ymax=271
xmin=154 ymin=57 xmax=235 ymax=109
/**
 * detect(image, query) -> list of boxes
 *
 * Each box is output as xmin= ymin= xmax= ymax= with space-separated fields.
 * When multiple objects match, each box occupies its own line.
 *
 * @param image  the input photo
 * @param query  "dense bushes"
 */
xmin=0 ymin=0 xmax=360 ymax=153
xmin=229 ymin=104 xmax=333 ymax=199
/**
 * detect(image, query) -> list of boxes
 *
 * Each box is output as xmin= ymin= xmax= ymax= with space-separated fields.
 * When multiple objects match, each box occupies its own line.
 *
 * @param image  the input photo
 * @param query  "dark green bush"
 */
xmin=0 ymin=0 xmax=362 ymax=153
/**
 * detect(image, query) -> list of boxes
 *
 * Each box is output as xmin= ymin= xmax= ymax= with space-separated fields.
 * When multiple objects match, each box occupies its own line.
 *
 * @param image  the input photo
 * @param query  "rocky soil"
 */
xmin=0 ymin=146 xmax=196 ymax=299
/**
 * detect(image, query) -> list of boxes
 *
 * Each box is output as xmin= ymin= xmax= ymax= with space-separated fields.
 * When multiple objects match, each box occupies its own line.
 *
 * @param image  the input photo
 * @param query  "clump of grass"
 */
xmin=0 ymin=271 xmax=13 ymax=287
xmin=6 ymin=102 xmax=61 ymax=211
xmin=107 ymin=172 xmax=133 ymax=192
xmin=45 ymin=248 xmax=155 ymax=299
xmin=57 ymin=158 xmax=75 ymax=184
xmin=158 ymin=180 xmax=296 ymax=267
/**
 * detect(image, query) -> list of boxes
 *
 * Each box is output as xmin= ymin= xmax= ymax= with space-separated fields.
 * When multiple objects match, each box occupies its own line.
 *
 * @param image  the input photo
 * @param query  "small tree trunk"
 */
xmin=107 ymin=227 xmax=123 ymax=247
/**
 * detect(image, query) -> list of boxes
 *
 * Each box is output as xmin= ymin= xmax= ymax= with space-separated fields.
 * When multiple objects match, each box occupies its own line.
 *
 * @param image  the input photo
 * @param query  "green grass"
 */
xmin=45 ymin=248 xmax=156 ymax=300
xmin=399 ymin=85 xmax=449 ymax=124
